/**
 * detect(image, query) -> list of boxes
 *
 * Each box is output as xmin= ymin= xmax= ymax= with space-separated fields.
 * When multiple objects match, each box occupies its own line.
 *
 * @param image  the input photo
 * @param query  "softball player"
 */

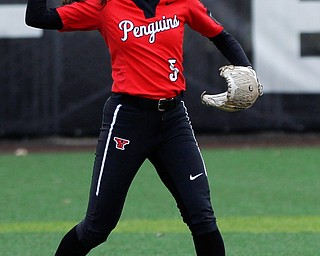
xmin=26 ymin=0 xmax=252 ymax=255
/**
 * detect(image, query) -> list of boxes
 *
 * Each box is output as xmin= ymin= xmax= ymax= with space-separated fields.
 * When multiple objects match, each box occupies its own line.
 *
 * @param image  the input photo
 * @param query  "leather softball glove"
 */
xmin=201 ymin=65 xmax=263 ymax=112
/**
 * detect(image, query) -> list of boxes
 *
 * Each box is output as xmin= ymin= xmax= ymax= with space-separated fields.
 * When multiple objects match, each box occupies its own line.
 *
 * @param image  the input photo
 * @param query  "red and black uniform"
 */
xmin=26 ymin=0 xmax=251 ymax=255
xmin=56 ymin=0 xmax=224 ymax=99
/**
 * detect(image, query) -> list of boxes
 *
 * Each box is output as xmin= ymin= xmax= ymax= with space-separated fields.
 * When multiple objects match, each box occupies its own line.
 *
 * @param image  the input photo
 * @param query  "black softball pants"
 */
xmin=63 ymin=93 xmax=223 ymax=254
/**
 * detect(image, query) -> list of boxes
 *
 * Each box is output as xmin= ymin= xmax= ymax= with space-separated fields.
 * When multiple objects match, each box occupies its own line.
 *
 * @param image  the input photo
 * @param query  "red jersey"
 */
xmin=57 ymin=0 xmax=223 ymax=99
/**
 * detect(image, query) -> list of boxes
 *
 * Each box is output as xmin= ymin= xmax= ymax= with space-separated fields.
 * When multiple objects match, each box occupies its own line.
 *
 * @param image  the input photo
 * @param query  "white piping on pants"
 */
xmin=95 ymin=104 xmax=122 ymax=196
xmin=182 ymin=101 xmax=208 ymax=176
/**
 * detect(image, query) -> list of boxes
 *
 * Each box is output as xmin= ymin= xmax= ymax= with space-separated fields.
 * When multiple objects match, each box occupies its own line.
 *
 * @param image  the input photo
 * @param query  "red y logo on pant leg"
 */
xmin=113 ymin=137 xmax=130 ymax=150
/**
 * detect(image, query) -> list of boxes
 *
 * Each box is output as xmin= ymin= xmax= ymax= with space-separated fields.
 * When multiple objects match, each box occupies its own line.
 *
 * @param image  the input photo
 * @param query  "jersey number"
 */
xmin=168 ymin=59 xmax=179 ymax=82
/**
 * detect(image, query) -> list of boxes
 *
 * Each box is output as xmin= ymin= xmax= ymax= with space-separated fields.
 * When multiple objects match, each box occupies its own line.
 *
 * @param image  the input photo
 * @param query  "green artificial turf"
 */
xmin=0 ymin=146 xmax=319 ymax=255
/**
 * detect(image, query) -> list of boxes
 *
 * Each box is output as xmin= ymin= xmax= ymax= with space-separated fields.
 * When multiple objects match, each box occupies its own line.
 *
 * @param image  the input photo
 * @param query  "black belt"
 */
xmin=114 ymin=93 xmax=183 ymax=112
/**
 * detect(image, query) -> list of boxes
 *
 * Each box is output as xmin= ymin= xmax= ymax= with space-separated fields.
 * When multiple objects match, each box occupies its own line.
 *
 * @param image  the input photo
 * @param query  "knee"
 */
xmin=186 ymin=213 xmax=218 ymax=236
xmin=76 ymin=220 xmax=115 ymax=249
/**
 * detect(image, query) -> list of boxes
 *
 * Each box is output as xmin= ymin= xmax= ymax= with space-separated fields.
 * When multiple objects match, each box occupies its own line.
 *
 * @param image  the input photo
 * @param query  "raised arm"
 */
xmin=25 ymin=0 xmax=63 ymax=29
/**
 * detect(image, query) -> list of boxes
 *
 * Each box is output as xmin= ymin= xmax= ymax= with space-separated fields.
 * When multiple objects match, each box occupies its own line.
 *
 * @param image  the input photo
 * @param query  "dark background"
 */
xmin=1 ymin=0 xmax=320 ymax=138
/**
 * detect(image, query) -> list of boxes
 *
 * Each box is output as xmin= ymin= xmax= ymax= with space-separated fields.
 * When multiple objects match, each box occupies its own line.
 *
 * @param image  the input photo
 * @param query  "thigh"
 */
xmin=150 ymin=135 xmax=213 ymax=214
xmin=82 ymin=96 xmax=155 ymax=234
xmin=149 ymin=104 xmax=216 ymax=232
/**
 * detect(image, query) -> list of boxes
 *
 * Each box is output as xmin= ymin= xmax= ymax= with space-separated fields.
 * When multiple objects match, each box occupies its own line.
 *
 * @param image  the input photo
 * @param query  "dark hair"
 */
xmin=61 ymin=0 xmax=84 ymax=5
xmin=62 ymin=0 xmax=106 ymax=5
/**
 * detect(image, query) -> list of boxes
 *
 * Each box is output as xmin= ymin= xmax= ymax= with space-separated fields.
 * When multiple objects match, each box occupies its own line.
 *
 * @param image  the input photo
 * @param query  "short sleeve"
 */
xmin=56 ymin=0 xmax=102 ymax=31
xmin=186 ymin=0 xmax=223 ymax=37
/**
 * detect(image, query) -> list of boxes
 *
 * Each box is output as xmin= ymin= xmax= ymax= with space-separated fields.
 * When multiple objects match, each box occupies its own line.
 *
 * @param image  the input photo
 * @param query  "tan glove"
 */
xmin=201 ymin=65 xmax=263 ymax=112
